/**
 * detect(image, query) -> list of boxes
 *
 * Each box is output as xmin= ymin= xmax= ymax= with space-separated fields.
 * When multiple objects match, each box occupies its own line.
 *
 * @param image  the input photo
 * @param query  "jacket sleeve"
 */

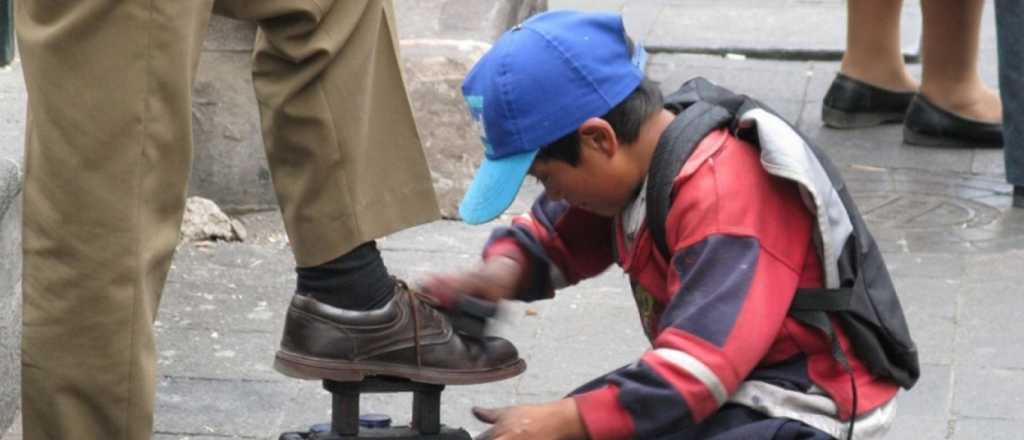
xmin=481 ymin=193 xmax=616 ymax=302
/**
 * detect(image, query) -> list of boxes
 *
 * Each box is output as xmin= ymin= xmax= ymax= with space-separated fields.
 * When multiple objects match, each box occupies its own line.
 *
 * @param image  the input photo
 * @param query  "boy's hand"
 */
xmin=421 ymin=256 xmax=524 ymax=303
xmin=472 ymin=399 xmax=587 ymax=440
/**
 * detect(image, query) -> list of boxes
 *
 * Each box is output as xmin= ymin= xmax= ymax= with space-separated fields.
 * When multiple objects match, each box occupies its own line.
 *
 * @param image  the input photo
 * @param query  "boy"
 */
xmin=427 ymin=10 xmax=913 ymax=440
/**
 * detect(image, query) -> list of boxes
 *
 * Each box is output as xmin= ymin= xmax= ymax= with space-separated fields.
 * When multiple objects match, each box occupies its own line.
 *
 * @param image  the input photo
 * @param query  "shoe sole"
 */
xmin=273 ymin=350 xmax=527 ymax=385
xmin=822 ymin=106 xmax=906 ymax=129
xmin=902 ymin=126 xmax=1003 ymax=149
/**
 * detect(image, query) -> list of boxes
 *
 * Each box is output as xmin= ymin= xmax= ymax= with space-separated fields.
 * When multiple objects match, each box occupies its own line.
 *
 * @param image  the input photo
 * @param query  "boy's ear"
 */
xmin=577 ymin=117 xmax=618 ymax=158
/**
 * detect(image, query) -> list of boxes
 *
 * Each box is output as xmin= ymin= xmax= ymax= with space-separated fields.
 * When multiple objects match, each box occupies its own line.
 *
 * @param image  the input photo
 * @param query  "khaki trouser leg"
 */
xmin=17 ymin=1 xmax=213 ymax=439
xmin=19 ymin=0 xmax=438 ymax=437
xmin=217 ymin=0 xmax=440 ymax=267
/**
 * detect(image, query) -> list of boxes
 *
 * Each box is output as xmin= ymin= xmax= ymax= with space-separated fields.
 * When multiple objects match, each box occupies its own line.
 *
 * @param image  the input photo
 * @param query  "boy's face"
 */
xmin=527 ymin=127 xmax=640 ymax=217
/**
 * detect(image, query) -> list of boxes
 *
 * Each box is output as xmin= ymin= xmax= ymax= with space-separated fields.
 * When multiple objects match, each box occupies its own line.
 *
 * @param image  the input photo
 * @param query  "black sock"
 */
xmin=295 ymin=241 xmax=394 ymax=310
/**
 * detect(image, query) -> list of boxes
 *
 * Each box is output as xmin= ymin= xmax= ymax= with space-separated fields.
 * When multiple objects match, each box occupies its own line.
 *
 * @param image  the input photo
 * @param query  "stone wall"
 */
xmin=189 ymin=18 xmax=269 ymax=211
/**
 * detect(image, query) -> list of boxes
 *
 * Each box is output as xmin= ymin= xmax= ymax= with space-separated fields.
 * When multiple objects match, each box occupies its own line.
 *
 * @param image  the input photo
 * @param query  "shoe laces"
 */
xmin=396 ymin=278 xmax=446 ymax=368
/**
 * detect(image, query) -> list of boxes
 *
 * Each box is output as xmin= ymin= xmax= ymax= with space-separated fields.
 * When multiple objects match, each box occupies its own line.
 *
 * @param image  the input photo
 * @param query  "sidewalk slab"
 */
xmin=550 ymin=0 xmax=921 ymax=60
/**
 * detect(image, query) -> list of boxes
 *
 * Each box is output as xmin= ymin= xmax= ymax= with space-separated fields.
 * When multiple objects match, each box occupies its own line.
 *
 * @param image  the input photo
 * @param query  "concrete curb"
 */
xmin=0 ymin=157 xmax=22 ymax=435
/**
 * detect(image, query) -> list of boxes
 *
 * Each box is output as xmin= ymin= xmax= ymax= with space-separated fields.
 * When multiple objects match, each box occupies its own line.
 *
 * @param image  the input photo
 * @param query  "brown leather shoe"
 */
xmin=274 ymin=281 xmax=526 ymax=385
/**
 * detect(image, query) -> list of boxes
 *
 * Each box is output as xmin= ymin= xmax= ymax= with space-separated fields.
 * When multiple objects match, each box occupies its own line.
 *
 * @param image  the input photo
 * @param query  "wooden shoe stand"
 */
xmin=279 ymin=377 xmax=472 ymax=439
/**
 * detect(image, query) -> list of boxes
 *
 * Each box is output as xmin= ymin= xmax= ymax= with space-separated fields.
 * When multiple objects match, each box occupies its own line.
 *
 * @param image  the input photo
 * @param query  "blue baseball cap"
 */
xmin=458 ymin=10 xmax=647 ymax=225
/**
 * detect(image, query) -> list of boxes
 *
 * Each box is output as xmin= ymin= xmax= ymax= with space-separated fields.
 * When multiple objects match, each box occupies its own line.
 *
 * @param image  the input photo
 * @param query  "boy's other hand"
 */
xmin=421 ymin=256 xmax=524 ymax=303
xmin=472 ymin=399 xmax=587 ymax=440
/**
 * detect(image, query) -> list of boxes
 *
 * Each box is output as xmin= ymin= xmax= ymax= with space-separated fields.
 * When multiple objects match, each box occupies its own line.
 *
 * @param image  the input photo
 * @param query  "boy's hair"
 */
xmin=536 ymin=78 xmax=664 ymax=166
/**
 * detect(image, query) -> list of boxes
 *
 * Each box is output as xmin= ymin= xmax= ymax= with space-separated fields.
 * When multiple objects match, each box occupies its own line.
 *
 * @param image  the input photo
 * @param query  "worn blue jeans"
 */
xmin=997 ymin=0 xmax=1024 ymax=186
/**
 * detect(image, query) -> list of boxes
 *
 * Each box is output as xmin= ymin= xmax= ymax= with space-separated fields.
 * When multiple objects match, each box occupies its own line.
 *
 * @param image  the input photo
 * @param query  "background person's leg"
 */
xmin=840 ymin=0 xmax=917 ymax=92
xmin=823 ymin=0 xmax=918 ymax=129
xmin=919 ymin=0 xmax=1002 ymax=123
xmin=17 ymin=1 xmax=213 ymax=438
xmin=995 ymin=0 xmax=1024 ymax=206
xmin=216 ymin=0 xmax=440 ymax=271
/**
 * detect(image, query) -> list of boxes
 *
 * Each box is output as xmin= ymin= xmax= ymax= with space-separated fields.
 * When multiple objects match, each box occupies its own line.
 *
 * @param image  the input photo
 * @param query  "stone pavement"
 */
xmin=4 ymin=1 xmax=1023 ymax=439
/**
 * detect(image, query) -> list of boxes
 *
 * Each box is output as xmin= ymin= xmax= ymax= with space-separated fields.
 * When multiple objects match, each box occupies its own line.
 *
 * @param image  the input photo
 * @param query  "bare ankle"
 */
xmin=920 ymin=81 xmax=1003 ymax=123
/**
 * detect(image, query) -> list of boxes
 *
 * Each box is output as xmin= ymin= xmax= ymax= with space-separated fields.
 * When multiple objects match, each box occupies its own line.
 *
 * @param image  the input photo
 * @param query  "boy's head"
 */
xmin=459 ymin=10 xmax=662 ymax=224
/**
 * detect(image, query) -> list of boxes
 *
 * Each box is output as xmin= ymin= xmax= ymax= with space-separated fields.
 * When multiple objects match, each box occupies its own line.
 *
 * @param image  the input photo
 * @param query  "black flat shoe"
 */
xmin=1014 ymin=186 xmax=1024 ymax=208
xmin=903 ymin=95 xmax=1003 ymax=148
xmin=822 ymin=73 xmax=916 ymax=129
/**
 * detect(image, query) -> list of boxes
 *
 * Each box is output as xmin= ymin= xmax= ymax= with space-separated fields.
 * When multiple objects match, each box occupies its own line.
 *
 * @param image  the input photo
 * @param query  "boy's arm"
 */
xmin=483 ymin=193 xmax=616 ymax=302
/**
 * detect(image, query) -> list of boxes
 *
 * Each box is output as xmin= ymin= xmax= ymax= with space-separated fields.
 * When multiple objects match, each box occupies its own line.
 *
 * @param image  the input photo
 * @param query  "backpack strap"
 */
xmin=646 ymin=101 xmax=734 ymax=258
xmin=652 ymin=80 xmax=869 ymax=436
xmin=790 ymin=287 xmax=853 ymax=311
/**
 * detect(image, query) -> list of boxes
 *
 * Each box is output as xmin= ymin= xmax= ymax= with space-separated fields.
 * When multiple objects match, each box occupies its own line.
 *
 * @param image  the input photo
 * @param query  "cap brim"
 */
xmin=458 ymin=149 xmax=540 ymax=225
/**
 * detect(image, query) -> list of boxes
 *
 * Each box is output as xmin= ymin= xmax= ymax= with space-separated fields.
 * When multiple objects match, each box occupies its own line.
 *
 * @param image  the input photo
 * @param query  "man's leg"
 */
xmin=995 ymin=0 xmax=1024 ymax=207
xmin=17 ymin=1 xmax=213 ymax=438
xmin=217 ymin=0 xmax=439 ymax=270
xmin=213 ymin=0 xmax=523 ymax=384
xmin=216 ymin=0 xmax=438 ymax=312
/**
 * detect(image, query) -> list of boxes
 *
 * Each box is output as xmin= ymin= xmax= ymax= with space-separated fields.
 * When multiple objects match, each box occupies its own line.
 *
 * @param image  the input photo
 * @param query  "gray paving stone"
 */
xmin=548 ymin=0 xmax=625 ymax=14
xmin=380 ymin=222 xmax=492 ymax=256
xmin=533 ymin=295 xmax=647 ymax=348
xmin=953 ymin=367 xmax=1024 ymax=420
xmin=158 ymin=281 xmax=289 ymax=333
xmin=798 ymin=103 xmax=977 ymax=175
xmin=642 ymin=1 xmax=920 ymax=59
xmin=647 ymin=53 xmax=813 ymax=105
xmin=898 ymin=364 xmax=954 ymax=420
xmin=0 ymin=60 xmax=22 ymax=435
xmin=382 ymin=249 xmax=483 ymax=282
xmin=517 ymin=294 xmax=649 ymax=396
xmin=896 ymin=278 xmax=958 ymax=365
xmin=394 ymin=0 xmax=546 ymax=42
xmin=973 ymin=149 xmax=1009 ymax=177
xmin=955 ymin=282 xmax=1024 ymax=369
xmin=276 ymin=382 xmax=337 ymax=434
xmin=887 ymin=415 xmax=951 ymax=440
xmin=954 ymin=417 xmax=1024 ymax=440
xmin=154 ymin=376 xmax=293 ymax=438
xmin=621 ymin=0 xmax=665 ymax=39
xmin=883 ymin=253 xmax=966 ymax=280
xmin=963 ymin=250 xmax=1024 ymax=284
xmin=160 ymin=246 xmax=293 ymax=332
xmin=0 ymin=60 xmax=24 ymax=164
xmin=648 ymin=53 xmax=815 ymax=97
xmin=970 ymin=194 xmax=1018 ymax=212
xmin=156 ymin=328 xmax=280 ymax=381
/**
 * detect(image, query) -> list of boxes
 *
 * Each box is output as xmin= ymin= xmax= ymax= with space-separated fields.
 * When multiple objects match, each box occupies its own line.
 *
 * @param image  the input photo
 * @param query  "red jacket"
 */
xmin=484 ymin=128 xmax=899 ymax=439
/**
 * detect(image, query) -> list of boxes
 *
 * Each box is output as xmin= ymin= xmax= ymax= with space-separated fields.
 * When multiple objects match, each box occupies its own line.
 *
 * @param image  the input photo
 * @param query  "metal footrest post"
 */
xmin=278 ymin=377 xmax=471 ymax=440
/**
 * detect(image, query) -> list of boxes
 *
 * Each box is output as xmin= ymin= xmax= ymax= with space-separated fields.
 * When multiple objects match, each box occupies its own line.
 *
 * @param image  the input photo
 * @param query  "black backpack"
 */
xmin=646 ymin=78 xmax=920 ymax=395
